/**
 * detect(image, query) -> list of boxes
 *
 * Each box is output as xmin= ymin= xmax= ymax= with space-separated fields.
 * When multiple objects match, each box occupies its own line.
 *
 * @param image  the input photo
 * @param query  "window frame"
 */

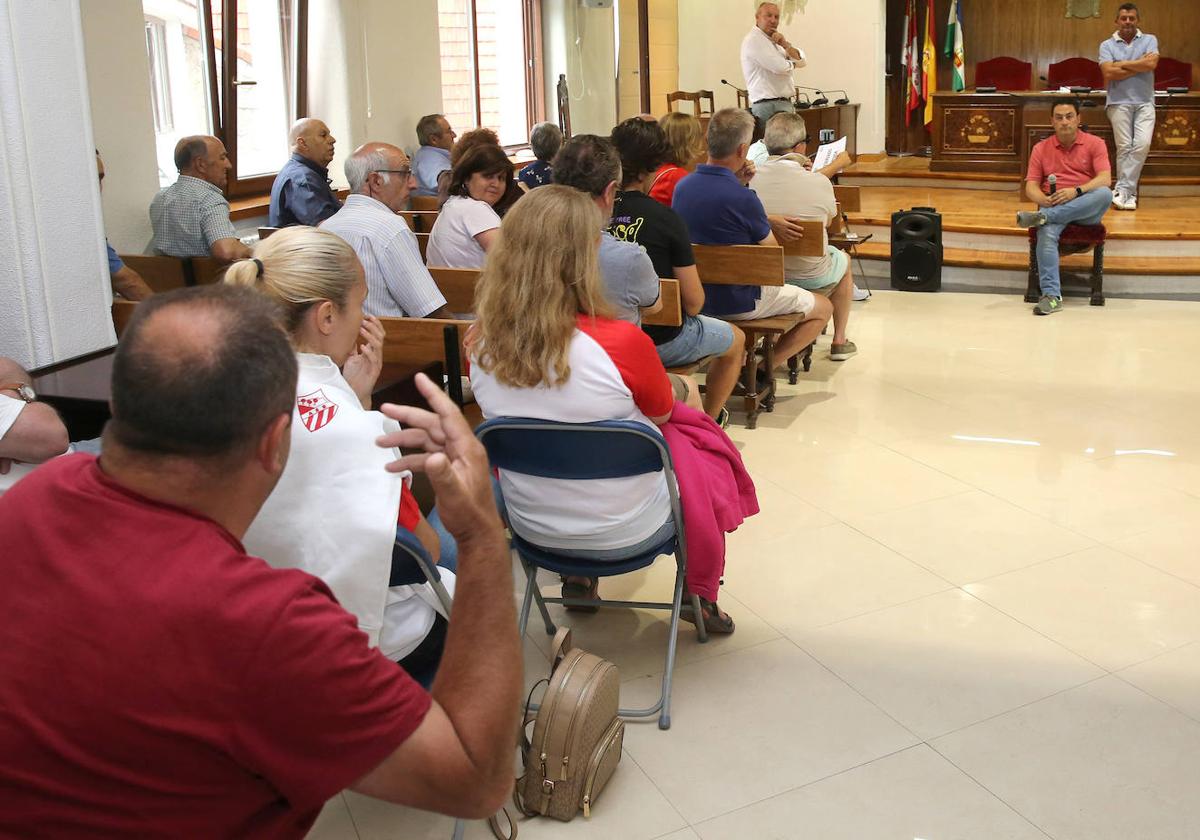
xmin=199 ymin=0 xmax=309 ymax=198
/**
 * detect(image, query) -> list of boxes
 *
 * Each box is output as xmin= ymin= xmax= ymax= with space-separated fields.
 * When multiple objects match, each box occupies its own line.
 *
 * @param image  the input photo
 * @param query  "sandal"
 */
xmin=681 ymin=593 xmax=736 ymax=634
xmin=561 ymin=576 xmax=600 ymax=613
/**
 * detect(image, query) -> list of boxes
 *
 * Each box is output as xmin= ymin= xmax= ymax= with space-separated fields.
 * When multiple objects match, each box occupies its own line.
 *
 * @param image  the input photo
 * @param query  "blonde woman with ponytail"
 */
xmin=469 ymin=185 xmax=737 ymax=633
xmin=230 ymin=226 xmax=457 ymax=679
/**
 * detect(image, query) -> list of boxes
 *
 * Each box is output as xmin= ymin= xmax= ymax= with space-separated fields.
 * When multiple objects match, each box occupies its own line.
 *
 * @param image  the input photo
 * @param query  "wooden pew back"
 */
xmin=780 ymin=222 xmax=827 ymax=258
xmin=415 ymin=232 xmax=430 ymax=262
xmin=190 ymin=256 xmax=227 ymax=286
xmin=111 ymin=300 xmax=138 ymax=337
xmin=400 ymin=211 xmax=439 ymax=233
xmin=119 ymin=255 xmax=189 ymax=293
xmin=691 ymin=244 xmax=785 ymax=286
xmin=410 ymin=195 xmax=440 ymax=212
xmin=641 ymin=278 xmax=682 ymax=327
xmin=428 ymin=266 xmax=480 ymax=312
xmin=832 ymin=185 xmax=861 ymax=213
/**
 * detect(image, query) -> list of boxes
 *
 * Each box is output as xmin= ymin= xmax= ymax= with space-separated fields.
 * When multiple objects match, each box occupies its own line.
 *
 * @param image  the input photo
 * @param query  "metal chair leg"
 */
xmin=1091 ymin=243 xmax=1106 ymax=306
xmin=1025 ymin=238 xmax=1040 ymax=303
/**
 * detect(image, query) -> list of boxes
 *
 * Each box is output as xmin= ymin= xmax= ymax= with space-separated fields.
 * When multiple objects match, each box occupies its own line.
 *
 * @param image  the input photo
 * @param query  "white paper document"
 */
xmin=812 ymin=136 xmax=847 ymax=172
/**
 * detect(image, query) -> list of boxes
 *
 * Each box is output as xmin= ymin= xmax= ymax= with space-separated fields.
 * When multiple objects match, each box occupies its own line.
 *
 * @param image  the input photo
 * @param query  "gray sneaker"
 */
xmin=1033 ymin=295 xmax=1063 ymax=316
xmin=1017 ymin=210 xmax=1047 ymax=228
xmin=829 ymin=340 xmax=858 ymax=361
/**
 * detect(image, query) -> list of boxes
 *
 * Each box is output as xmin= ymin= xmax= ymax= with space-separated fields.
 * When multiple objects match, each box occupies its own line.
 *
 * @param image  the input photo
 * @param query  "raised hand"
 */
xmin=343 ymin=315 xmax=385 ymax=408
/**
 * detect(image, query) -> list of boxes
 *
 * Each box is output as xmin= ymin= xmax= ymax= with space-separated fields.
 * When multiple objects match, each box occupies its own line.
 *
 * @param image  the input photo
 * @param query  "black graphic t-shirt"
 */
xmin=609 ymin=190 xmax=696 ymax=344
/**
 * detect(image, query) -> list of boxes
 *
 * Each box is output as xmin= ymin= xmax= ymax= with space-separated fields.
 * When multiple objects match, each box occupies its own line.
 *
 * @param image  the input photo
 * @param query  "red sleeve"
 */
xmin=231 ymin=578 xmax=431 ymax=809
xmin=650 ymin=166 xmax=685 ymax=207
xmin=1025 ymin=141 xmax=1045 ymax=184
xmin=577 ymin=315 xmax=674 ymax=419
xmin=396 ymin=484 xmax=421 ymax=531
xmin=1091 ymin=135 xmax=1111 ymax=174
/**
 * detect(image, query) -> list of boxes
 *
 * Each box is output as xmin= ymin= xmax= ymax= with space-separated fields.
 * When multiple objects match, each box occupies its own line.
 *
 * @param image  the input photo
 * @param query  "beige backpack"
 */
xmin=515 ymin=628 xmax=624 ymax=821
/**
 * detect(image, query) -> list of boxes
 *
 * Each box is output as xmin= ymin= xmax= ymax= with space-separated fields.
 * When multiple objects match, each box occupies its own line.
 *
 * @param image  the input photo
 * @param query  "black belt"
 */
xmin=752 ymin=97 xmax=789 ymax=104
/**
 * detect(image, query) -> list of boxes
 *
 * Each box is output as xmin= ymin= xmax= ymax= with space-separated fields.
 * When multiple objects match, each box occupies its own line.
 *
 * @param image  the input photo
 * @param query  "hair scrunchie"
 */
xmin=252 ymin=258 xmax=264 ymax=278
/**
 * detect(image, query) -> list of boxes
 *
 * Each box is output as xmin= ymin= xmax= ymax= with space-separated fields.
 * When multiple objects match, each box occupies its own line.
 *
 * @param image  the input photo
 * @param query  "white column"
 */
xmin=0 ymin=0 xmax=114 ymax=368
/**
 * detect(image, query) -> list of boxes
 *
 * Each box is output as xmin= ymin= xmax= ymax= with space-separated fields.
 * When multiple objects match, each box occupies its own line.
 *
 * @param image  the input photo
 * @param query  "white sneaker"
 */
xmin=1125 ymin=194 xmax=1138 ymax=211
xmin=852 ymin=284 xmax=870 ymax=301
xmin=1111 ymin=190 xmax=1130 ymax=210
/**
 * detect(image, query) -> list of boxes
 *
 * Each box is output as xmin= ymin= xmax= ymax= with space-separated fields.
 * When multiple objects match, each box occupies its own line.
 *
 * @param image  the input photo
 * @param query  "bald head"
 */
xmin=175 ymin=134 xmax=231 ymax=189
xmin=756 ymin=2 xmax=781 ymax=33
xmin=289 ymin=117 xmax=336 ymax=168
xmin=344 ymin=142 xmax=414 ymax=210
xmin=108 ymin=285 xmax=296 ymax=465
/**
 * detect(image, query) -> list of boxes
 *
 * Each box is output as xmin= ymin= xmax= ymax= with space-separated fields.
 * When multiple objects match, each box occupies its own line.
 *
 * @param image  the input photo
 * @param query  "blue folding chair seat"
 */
xmin=476 ymin=417 xmax=708 ymax=730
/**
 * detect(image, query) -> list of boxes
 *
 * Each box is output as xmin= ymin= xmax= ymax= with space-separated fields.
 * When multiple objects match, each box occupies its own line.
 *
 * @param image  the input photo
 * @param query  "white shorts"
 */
xmin=725 ymin=284 xmax=815 ymax=321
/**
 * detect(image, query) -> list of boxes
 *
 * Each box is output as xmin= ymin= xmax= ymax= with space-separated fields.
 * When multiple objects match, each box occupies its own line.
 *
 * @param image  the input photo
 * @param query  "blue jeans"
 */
xmin=656 ymin=314 xmax=735 ymax=368
xmin=1106 ymin=103 xmax=1156 ymax=198
xmin=1036 ymin=187 xmax=1112 ymax=299
xmin=426 ymin=507 xmax=458 ymax=572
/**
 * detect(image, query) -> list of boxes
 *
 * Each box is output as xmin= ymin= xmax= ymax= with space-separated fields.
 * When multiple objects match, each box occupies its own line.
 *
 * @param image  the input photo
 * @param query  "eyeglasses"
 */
xmin=373 ymin=168 xmax=413 ymax=178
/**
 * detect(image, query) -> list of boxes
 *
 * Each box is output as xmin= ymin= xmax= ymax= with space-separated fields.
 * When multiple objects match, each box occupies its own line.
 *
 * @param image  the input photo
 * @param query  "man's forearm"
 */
xmin=1024 ymin=182 xmax=1049 ymax=207
xmin=1081 ymin=172 xmax=1112 ymax=193
xmin=429 ymin=523 xmax=521 ymax=781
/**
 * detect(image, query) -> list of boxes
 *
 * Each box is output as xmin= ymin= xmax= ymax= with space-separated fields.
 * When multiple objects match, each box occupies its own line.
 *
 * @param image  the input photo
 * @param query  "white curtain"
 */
xmin=0 ymin=0 xmax=114 ymax=368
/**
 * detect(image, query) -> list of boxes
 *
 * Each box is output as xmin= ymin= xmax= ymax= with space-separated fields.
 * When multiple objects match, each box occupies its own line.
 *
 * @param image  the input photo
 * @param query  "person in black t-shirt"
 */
xmin=609 ymin=118 xmax=744 ymax=425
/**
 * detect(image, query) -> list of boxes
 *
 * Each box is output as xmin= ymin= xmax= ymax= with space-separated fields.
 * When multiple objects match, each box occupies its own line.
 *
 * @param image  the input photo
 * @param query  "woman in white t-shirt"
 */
xmin=426 ymin=144 xmax=509 ymax=269
xmin=469 ymin=185 xmax=735 ymax=633
xmin=227 ymin=226 xmax=455 ymax=680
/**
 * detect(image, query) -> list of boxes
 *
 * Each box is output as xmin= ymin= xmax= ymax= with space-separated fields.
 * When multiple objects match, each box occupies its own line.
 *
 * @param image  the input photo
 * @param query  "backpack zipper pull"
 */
xmin=560 ymin=756 xmax=570 ymax=781
xmin=583 ymin=795 xmax=591 ymax=818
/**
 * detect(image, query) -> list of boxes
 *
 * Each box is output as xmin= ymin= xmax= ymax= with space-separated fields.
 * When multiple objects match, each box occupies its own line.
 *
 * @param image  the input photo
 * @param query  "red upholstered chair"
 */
xmin=1046 ymin=58 xmax=1104 ymax=90
xmin=975 ymin=57 xmax=1033 ymax=91
xmin=1025 ymin=225 xmax=1107 ymax=306
xmin=1155 ymin=57 xmax=1193 ymax=90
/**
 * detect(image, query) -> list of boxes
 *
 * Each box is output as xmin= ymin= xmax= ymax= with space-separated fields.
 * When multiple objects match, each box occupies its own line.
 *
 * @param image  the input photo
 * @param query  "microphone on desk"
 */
xmin=824 ymin=89 xmax=851 ymax=105
xmin=1048 ymin=174 xmax=1057 ymax=195
xmin=794 ymin=92 xmax=812 ymax=109
xmin=795 ymin=85 xmax=829 ymax=107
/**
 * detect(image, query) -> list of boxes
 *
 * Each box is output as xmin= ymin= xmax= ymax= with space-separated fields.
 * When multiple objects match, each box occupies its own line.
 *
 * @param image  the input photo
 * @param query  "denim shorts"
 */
xmin=656 ymin=314 xmax=736 ymax=368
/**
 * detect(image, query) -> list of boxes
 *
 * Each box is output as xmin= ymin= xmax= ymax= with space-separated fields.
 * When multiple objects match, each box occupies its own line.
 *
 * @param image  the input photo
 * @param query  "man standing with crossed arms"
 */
xmin=1099 ymin=3 xmax=1158 ymax=212
xmin=741 ymin=2 xmax=806 ymax=126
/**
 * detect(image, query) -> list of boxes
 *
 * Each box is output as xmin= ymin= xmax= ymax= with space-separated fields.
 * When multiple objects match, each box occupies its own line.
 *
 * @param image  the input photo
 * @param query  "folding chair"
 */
xmin=476 ymin=418 xmax=708 ymax=731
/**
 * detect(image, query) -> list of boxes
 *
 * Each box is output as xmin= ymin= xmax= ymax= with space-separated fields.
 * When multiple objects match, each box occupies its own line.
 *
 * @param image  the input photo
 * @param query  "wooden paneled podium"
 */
xmin=797 ymin=103 xmax=860 ymax=158
xmin=930 ymin=91 xmax=1200 ymax=177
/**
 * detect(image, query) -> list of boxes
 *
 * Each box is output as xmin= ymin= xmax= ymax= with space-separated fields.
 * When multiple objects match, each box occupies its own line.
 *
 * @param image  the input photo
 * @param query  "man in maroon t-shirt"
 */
xmin=0 ymin=286 xmax=519 ymax=837
xmin=1016 ymin=99 xmax=1113 ymax=316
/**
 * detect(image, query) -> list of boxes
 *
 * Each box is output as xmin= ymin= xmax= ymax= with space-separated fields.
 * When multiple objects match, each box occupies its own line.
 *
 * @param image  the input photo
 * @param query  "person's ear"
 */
xmin=314 ymin=299 xmax=336 ymax=336
xmin=258 ymin=412 xmax=292 ymax=477
xmin=604 ymin=180 xmax=618 ymax=204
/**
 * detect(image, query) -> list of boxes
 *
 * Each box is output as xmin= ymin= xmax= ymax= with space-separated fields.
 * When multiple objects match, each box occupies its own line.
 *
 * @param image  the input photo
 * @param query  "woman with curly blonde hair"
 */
xmin=469 ymin=185 xmax=737 ymax=633
xmin=649 ymin=111 xmax=704 ymax=207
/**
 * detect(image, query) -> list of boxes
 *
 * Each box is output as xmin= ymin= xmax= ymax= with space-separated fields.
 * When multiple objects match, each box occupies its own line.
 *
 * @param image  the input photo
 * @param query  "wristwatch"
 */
xmin=1075 ymin=187 xmax=1084 ymax=197
xmin=0 ymin=382 xmax=36 ymax=402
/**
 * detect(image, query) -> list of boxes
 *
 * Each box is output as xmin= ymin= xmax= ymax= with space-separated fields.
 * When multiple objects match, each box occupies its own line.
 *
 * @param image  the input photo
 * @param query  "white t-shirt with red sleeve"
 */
xmin=470 ymin=314 xmax=675 ymax=552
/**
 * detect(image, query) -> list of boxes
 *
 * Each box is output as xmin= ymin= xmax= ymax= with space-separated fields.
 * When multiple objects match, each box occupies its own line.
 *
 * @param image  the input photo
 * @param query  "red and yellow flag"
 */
xmin=921 ymin=0 xmax=937 ymax=129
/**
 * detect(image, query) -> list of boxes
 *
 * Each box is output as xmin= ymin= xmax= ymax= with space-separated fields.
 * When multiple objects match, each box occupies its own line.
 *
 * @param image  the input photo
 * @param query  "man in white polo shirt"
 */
xmin=1099 ymin=3 xmax=1159 ymax=211
xmin=741 ymin=2 xmax=806 ymax=126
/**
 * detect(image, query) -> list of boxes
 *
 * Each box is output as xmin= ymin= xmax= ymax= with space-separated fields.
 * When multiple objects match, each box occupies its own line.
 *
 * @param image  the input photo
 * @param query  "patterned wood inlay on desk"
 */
xmin=932 ymin=92 xmax=1200 ymax=177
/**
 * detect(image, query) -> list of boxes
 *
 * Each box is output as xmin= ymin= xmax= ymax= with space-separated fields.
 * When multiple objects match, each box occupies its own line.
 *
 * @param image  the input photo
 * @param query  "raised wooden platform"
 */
xmin=838 ymin=157 xmax=1200 ymax=298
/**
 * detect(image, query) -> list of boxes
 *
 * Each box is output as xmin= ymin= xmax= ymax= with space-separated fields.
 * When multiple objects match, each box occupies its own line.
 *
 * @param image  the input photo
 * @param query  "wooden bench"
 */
xmin=410 ymin=195 xmax=440 ymax=212
xmin=258 ymin=226 xmax=281 ymax=240
xmin=118 ymin=255 xmax=189 ymax=293
xmin=112 ymin=300 xmax=138 ymax=336
xmin=415 ymin=232 xmax=430 ymax=262
xmin=378 ymin=316 xmax=471 ymax=405
xmin=692 ymin=244 xmax=794 ymax=429
xmin=400 ymin=211 xmax=439 ymax=234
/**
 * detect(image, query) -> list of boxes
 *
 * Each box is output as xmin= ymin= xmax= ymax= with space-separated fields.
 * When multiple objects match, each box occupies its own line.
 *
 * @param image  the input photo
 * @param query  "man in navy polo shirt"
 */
xmin=269 ymin=118 xmax=342 ymax=227
xmin=673 ymin=108 xmax=831 ymax=375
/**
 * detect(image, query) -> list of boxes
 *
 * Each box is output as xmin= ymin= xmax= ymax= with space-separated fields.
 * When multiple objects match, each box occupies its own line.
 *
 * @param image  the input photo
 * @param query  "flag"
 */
xmin=921 ymin=0 xmax=937 ymax=128
xmin=944 ymin=0 xmax=965 ymax=92
xmin=902 ymin=0 xmax=921 ymax=126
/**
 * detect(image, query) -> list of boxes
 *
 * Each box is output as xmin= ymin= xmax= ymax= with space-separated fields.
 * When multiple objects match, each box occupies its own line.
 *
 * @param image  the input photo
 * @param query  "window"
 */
xmin=142 ymin=0 xmax=307 ymax=194
xmin=437 ymin=0 xmax=544 ymax=148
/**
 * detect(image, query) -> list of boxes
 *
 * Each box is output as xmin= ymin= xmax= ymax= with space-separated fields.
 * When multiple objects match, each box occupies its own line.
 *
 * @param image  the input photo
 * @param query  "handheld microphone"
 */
xmin=1048 ymin=174 xmax=1057 ymax=195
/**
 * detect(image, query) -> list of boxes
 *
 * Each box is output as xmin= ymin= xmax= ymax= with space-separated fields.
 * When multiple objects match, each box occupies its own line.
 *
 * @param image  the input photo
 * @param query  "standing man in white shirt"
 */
xmin=741 ymin=2 xmax=806 ymax=126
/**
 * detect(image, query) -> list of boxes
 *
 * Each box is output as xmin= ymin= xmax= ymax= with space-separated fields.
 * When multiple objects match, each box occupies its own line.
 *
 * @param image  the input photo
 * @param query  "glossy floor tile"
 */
xmin=307 ymin=292 xmax=1200 ymax=839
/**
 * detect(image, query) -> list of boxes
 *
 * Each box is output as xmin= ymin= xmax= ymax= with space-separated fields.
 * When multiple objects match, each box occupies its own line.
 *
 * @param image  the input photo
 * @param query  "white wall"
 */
xmin=543 ymin=0 xmax=617 ymax=136
xmin=80 ymin=0 xmax=160 ymax=253
xmin=0 ymin=0 xmax=114 ymax=366
xmin=677 ymin=0 xmax=887 ymax=153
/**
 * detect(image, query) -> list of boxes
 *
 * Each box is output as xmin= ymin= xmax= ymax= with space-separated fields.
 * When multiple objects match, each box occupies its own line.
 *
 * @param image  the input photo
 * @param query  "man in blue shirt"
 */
xmin=411 ymin=114 xmax=457 ymax=197
xmin=269 ymin=118 xmax=341 ymax=227
xmin=1099 ymin=3 xmax=1159 ymax=211
xmin=673 ymin=108 xmax=831 ymax=374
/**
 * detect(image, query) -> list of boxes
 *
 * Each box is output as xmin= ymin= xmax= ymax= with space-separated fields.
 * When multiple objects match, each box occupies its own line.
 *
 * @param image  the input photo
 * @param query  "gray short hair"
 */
xmin=763 ymin=112 xmax=808 ymax=155
xmin=706 ymin=108 xmax=756 ymax=159
xmin=530 ymin=122 xmax=563 ymax=161
xmin=345 ymin=147 xmax=391 ymax=193
xmin=416 ymin=114 xmax=446 ymax=146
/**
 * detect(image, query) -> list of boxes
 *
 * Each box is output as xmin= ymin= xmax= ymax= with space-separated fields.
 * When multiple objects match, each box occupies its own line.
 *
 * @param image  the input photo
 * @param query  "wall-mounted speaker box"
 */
xmin=890 ymin=207 xmax=943 ymax=292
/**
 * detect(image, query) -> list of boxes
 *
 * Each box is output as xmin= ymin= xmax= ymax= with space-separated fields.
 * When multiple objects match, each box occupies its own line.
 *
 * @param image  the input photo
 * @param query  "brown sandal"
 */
xmin=682 ymin=593 xmax=735 ymax=634
xmin=561 ymin=576 xmax=600 ymax=613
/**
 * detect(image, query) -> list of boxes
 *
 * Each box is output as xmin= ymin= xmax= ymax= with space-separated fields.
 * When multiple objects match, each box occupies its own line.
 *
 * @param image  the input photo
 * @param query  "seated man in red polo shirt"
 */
xmin=1017 ymin=99 xmax=1113 ymax=316
xmin=0 ymin=286 xmax=519 ymax=837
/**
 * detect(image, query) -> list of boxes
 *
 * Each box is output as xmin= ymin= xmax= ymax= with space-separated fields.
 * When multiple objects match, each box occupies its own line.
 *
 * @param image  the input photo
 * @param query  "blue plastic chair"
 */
xmin=476 ymin=417 xmax=708 ymax=731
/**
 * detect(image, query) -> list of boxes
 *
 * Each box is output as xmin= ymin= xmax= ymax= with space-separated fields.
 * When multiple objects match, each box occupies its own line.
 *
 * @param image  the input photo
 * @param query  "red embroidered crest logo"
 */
xmin=297 ymin=389 xmax=338 ymax=433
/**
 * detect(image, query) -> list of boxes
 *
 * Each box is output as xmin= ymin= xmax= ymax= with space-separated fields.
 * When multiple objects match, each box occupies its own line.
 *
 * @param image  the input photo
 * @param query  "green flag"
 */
xmin=944 ymin=0 xmax=965 ymax=91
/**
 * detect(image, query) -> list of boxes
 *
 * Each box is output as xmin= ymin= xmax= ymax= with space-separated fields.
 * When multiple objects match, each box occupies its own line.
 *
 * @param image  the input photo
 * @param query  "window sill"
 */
xmin=228 ymin=187 xmax=351 ymax=222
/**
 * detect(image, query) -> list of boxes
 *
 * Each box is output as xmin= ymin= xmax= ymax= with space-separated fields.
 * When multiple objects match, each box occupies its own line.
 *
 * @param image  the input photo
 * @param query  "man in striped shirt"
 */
xmin=321 ymin=143 xmax=452 ymax=319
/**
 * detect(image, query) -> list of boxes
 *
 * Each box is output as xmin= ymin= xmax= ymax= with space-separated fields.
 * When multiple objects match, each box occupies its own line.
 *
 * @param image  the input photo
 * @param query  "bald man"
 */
xmin=742 ymin=2 xmax=806 ymax=126
xmin=269 ymin=118 xmax=342 ymax=227
xmin=321 ymin=143 xmax=452 ymax=319
xmin=149 ymin=135 xmax=251 ymax=262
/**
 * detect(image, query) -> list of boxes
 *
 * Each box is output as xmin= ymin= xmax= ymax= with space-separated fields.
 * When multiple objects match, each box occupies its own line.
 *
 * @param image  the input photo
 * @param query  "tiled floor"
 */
xmin=309 ymin=290 xmax=1200 ymax=839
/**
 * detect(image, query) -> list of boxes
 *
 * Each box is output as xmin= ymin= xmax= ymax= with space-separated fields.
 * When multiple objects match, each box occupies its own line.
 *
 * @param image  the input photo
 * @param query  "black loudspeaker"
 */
xmin=890 ymin=207 xmax=943 ymax=292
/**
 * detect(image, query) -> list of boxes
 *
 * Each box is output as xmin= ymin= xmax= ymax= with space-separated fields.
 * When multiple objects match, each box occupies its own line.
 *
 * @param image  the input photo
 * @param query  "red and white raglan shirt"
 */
xmin=470 ymin=314 xmax=675 ymax=552
xmin=244 ymin=353 xmax=453 ymax=661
